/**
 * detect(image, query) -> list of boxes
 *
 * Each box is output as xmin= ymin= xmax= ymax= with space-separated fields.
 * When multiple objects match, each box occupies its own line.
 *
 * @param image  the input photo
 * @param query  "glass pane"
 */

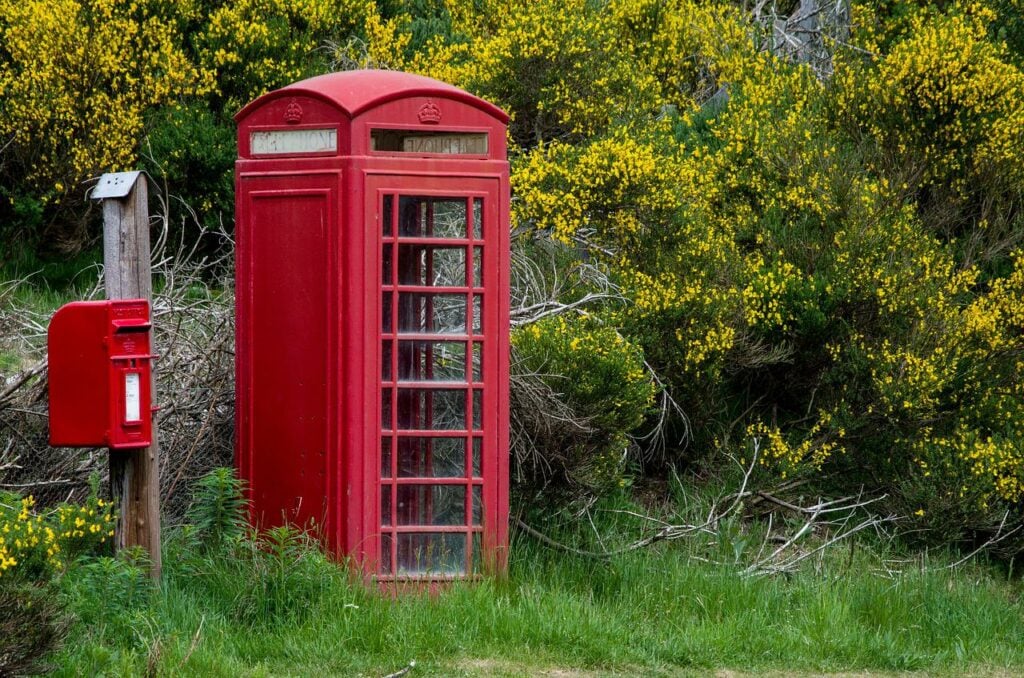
xmin=381 ymin=533 xmax=393 ymax=575
xmin=472 ymin=390 xmax=482 ymax=430
xmin=398 ymin=293 xmax=466 ymax=334
xmin=398 ymin=437 xmax=466 ymax=477
xmin=398 ymin=341 xmax=466 ymax=382
xmin=397 ymin=533 xmax=466 ymax=576
xmin=397 ymin=388 xmax=467 ymax=430
xmin=472 ymin=437 xmax=482 ymax=476
xmin=472 ymin=296 xmax=482 ymax=333
xmin=382 ymin=341 xmax=392 ymax=380
xmin=382 ymin=292 xmax=392 ymax=333
xmin=381 ymin=485 xmax=392 ymax=526
xmin=473 ymin=246 xmax=483 ymax=287
xmin=381 ymin=437 xmax=392 ymax=476
xmin=473 ymin=198 xmax=483 ymax=239
xmin=398 ymin=197 xmax=467 ymax=239
xmin=382 ymin=243 xmax=393 ymax=284
xmin=383 ymin=195 xmax=393 ymax=237
xmin=472 ymin=485 xmax=482 ymax=526
xmin=372 ymin=129 xmax=488 ymax=154
xmin=471 ymin=531 xmax=482 ymax=574
xmin=472 ymin=342 xmax=482 ymax=381
xmin=382 ymin=389 xmax=392 ymax=429
xmin=397 ymin=484 xmax=466 ymax=526
xmin=398 ymin=245 xmax=466 ymax=287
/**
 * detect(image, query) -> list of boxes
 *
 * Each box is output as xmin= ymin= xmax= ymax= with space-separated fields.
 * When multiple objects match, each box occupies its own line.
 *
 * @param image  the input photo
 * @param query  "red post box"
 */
xmin=48 ymin=299 xmax=154 ymax=450
xmin=235 ymin=70 xmax=510 ymax=581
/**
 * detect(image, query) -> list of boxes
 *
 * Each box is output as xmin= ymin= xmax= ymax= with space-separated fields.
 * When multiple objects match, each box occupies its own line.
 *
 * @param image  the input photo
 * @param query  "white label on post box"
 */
xmin=124 ymin=372 xmax=141 ymax=423
xmin=250 ymin=129 xmax=337 ymax=155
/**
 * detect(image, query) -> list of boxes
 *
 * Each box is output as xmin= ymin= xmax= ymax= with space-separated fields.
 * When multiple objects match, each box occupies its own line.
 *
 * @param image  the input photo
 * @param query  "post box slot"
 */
xmin=371 ymin=129 xmax=488 ymax=155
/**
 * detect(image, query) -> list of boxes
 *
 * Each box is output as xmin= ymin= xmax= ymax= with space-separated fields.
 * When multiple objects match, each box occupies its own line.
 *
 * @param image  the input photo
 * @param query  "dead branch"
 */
xmin=941 ymin=511 xmax=1023 ymax=570
xmin=381 ymin=661 xmax=416 ymax=678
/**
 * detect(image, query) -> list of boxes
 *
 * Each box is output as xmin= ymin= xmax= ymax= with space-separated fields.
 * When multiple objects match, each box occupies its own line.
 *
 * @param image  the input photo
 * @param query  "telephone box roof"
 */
xmin=235 ymin=69 xmax=509 ymax=124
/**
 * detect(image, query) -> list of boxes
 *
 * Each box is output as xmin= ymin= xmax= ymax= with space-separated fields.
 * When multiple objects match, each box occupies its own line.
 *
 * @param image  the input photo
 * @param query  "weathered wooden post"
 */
xmin=93 ymin=171 xmax=162 ymax=579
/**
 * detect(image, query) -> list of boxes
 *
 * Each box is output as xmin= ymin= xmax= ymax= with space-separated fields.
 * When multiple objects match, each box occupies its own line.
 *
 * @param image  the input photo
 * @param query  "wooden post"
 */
xmin=97 ymin=171 xmax=162 ymax=580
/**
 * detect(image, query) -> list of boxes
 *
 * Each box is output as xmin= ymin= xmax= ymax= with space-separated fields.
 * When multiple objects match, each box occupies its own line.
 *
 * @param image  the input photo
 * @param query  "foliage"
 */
xmin=58 ymin=550 xmax=153 ymax=646
xmin=172 ymin=467 xmax=335 ymax=625
xmin=0 ymin=582 xmax=70 ymax=676
xmin=0 ymin=0 xmax=210 ymax=250
xmin=45 ymin=492 xmax=1024 ymax=675
xmin=3 ymin=0 xmax=1024 ymax=550
xmin=193 ymin=0 xmax=373 ymax=109
xmin=397 ymin=0 xmax=723 ymax=145
xmin=142 ymin=101 xmax=237 ymax=235
xmin=0 ymin=492 xmax=115 ymax=580
xmin=183 ymin=466 xmax=248 ymax=552
xmin=512 ymin=314 xmax=658 ymax=489
xmin=0 ymin=489 xmax=117 ymax=676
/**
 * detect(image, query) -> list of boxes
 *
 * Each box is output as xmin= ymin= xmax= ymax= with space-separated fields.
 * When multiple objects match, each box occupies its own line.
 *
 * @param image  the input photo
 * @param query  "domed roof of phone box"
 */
xmin=235 ymin=70 xmax=509 ymax=123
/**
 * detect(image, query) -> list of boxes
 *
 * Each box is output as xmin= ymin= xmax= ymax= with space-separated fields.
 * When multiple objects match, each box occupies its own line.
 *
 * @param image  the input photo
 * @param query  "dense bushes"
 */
xmin=512 ymin=314 xmax=657 ymax=489
xmin=2 ymin=0 xmax=1023 ymax=547
xmin=0 ymin=490 xmax=116 ymax=673
xmin=407 ymin=0 xmax=1024 ymax=543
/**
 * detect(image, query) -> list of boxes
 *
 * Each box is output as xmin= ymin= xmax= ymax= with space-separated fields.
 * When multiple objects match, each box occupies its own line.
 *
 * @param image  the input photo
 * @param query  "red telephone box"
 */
xmin=235 ymin=70 xmax=510 ymax=581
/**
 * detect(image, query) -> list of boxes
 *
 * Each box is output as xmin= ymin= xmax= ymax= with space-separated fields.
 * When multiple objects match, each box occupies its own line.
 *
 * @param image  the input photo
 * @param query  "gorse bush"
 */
xmin=0 ymin=490 xmax=118 ymax=675
xmin=513 ymin=314 xmax=657 ymax=489
xmin=0 ymin=0 xmax=209 ymax=251
xmin=3 ymin=0 xmax=1024 ymax=549
xmin=0 ymin=491 xmax=115 ymax=580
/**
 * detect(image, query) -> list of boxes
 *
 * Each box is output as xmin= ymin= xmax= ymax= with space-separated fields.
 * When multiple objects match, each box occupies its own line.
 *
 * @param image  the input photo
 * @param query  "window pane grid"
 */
xmin=381 ymin=526 xmax=485 ymax=534
xmin=380 ymin=193 xmax=486 ymax=579
xmin=385 ymin=477 xmax=484 ymax=485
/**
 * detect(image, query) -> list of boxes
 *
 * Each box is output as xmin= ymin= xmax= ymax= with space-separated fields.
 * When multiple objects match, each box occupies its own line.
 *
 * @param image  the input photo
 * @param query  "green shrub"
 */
xmin=512 ymin=314 xmax=658 ymax=490
xmin=184 ymin=467 xmax=248 ymax=553
xmin=0 ymin=491 xmax=116 ymax=581
xmin=0 ymin=582 xmax=70 ymax=676
xmin=172 ymin=467 xmax=336 ymax=626
xmin=143 ymin=102 xmax=236 ymax=237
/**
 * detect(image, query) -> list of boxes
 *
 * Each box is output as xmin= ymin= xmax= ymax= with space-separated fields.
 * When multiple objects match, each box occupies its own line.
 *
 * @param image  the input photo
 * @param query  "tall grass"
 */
xmin=50 ymin=516 xmax=1024 ymax=676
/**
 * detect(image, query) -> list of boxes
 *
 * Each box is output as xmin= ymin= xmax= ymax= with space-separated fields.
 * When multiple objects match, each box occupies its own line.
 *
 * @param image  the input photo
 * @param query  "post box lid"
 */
xmin=235 ymin=70 xmax=509 ymax=125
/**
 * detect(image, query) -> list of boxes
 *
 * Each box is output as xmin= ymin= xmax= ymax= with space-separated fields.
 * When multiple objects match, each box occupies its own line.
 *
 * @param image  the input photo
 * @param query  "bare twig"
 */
xmin=942 ymin=511 xmax=1022 ymax=570
xmin=382 ymin=660 xmax=416 ymax=678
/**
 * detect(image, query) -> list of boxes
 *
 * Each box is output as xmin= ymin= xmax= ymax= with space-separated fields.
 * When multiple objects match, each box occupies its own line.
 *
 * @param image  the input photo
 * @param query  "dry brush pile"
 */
xmin=0 ymin=197 xmax=234 ymax=520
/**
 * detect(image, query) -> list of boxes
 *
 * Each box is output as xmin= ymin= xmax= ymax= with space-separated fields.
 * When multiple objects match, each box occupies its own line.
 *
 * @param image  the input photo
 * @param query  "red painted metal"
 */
xmin=48 ymin=299 xmax=153 ymax=450
xmin=235 ymin=70 xmax=510 ymax=581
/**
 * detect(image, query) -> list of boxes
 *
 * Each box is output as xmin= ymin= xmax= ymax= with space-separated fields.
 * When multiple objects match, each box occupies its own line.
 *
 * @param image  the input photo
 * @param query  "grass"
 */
xmin=48 ymin=520 xmax=1024 ymax=677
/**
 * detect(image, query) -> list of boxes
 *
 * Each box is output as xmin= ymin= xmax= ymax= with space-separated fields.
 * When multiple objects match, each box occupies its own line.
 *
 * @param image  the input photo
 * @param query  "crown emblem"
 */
xmin=284 ymin=99 xmax=303 ymax=124
xmin=417 ymin=101 xmax=442 ymax=124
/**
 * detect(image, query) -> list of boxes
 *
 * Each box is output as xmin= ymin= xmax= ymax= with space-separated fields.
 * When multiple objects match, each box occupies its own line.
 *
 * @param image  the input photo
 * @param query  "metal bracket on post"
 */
xmin=91 ymin=170 xmax=162 ymax=580
xmin=90 ymin=171 xmax=144 ymax=200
